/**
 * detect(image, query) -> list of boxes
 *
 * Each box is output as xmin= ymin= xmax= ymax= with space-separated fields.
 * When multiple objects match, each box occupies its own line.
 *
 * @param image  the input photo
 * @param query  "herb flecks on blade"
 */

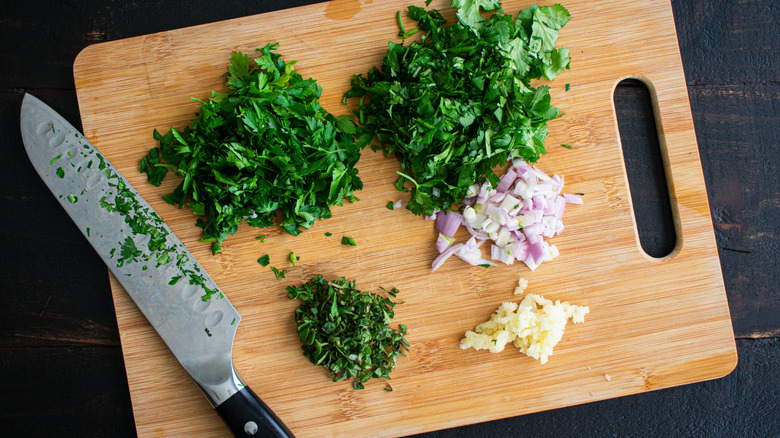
xmin=344 ymin=1 xmax=571 ymax=216
xmin=142 ymin=44 xmax=366 ymax=254
xmin=288 ymin=276 xmax=409 ymax=389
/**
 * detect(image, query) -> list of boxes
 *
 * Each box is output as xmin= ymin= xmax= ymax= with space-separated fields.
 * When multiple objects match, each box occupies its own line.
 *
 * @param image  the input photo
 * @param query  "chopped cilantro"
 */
xmin=345 ymin=2 xmax=572 ymax=216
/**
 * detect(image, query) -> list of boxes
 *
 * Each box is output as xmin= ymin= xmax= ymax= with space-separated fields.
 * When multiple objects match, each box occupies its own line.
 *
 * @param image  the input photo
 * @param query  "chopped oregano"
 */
xmin=288 ymin=275 xmax=409 ymax=390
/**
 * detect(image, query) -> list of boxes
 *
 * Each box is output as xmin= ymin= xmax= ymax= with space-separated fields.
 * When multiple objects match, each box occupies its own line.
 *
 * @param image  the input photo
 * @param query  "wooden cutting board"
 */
xmin=73 ymin=0 xmax=737 ymax=436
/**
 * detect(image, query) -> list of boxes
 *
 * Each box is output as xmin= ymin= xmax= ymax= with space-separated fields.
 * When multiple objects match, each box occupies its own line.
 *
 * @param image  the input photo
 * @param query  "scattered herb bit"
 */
xmin=255 ymin=235 xmax=267 ymax=242
xmin=289 ymin=251 xmax=299 ymax=266
xmin=325 ymin=232 xmax=333 ymax=237
xmin=168 ymin=275 xmax=182 ymax=285
xmin=341 ymin=236 xmax=357 ymax=246
xmin=561 ymin=144 xmax=572 ymax=149
xmin=565 ymin=83 xmax=571 ymax=91
xmin=288 ymin=275 xmax=409 ymax=389
xmin=231 ymin=318 xmax=236 ymax=325
xmin=141 ymin=43 xmax=367 ymax=255
xmin=271 ymin=266 xmax=289 ymax=279
xmin=478 ymin=263 xmax=492 ymax=268
xmin=117 ymin=237 xmax=142 ymax=268
xmin=86 ymin=227 xmax=90 ymax=237
xmin=384 ymin=383 xmax=394 ymax=392
xmin=50 ymin=154 xmax=63 ymax=165
xmin=386 ymin=201 xmax=395 ymax=210
xmin=344 ymin=1 xmax=572 ymax=216
xmin=205 ymin=328 xmax=213 ymax=337
xmin=67 ymin=194 xmax=78 ymax=204
xmin=257 ymin=254 xmax=270 ymax=267
xmin=56 ymin=167 xmax=65 ymax=178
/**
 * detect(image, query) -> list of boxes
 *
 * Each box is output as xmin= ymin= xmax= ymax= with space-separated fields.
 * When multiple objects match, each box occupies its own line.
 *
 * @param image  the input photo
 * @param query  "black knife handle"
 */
xmin=216 ymin=386 xmax=294 ymax=437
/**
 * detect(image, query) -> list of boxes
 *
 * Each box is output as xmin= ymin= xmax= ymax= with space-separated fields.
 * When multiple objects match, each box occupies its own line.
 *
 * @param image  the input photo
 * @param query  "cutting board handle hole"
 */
xmin=614 ymin=78 xmax=677 ymax=259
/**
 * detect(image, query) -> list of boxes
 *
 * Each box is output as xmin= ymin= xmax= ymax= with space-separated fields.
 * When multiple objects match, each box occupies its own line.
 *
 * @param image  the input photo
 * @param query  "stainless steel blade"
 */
xmin=20 ymin=93 xmax=243 ymax=407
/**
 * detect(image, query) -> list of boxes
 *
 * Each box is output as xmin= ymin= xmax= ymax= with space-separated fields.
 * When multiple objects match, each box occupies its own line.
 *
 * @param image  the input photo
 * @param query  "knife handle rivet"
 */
xmin=243 ymin=421 xmax=258 ymax=436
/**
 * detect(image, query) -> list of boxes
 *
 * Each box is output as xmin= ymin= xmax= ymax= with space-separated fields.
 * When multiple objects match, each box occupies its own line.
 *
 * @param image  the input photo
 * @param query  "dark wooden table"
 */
xmin=1 ymin=1 xmax=777 ymax=436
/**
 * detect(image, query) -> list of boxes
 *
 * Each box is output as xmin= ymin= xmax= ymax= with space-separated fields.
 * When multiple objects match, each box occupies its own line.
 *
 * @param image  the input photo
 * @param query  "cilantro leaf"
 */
xmin=451 ymin=0 xmax=503 ymax=29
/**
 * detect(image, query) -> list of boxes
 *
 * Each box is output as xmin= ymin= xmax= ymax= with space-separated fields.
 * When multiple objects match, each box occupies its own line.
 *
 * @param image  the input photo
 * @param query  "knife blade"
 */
xmin=20 ymin=93 xmax=293 ymax=438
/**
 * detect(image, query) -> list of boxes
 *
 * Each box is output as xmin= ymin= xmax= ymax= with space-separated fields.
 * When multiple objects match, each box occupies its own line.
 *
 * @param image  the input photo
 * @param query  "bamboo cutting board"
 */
xmin=73 ymin=0 xmax=737 ymax=436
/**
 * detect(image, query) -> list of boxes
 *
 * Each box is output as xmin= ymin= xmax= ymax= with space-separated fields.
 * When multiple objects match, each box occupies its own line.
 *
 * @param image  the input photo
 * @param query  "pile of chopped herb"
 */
xmin=141 ymin=43 xmax=366 ymax=254
xmin=288 ymin=275 xmax=409 ymax=390
xmin=344 ymin=1 xmax=572 ymax=216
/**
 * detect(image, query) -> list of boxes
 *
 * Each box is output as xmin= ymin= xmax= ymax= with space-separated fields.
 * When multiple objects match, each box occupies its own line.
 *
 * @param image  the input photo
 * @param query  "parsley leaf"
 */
xmin=257 ymin=254 xmax=270 ymax=266
xmin=341 ymin=236 xmax=357 ymax=246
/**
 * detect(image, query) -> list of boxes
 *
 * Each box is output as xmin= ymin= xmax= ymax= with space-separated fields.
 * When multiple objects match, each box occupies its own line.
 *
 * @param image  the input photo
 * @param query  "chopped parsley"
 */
xmin=271 ymin=266 xmax=289 ymax=279
xmin=141 ymin=44 xmax=367 ymax=254
xmin=257 ymin=254 xmax=270 ymax=267
xmin=341 ymin=236 xmax=357 ymax=246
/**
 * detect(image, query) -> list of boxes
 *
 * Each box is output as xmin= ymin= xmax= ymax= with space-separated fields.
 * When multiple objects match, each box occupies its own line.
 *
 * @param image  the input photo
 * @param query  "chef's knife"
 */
xmin=20 ymin=93 xmax=293 ymax=438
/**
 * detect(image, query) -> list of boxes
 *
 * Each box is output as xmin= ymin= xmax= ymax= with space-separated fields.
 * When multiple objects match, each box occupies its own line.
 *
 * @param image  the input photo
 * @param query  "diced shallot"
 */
xmin=429 ymin=158 xmax=583 ymax=272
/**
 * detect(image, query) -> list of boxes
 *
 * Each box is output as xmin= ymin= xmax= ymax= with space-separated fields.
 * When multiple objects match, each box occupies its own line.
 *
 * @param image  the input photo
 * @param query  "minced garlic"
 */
xmin=514 ymin=277 xmax=529 ymax=295
xmin=460 ymin=293 xmax=589 ymax=364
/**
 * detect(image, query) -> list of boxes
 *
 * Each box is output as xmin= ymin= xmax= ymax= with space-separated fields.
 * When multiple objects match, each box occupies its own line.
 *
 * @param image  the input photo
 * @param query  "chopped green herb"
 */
xmin=140 ymin=44 xmax=367 ymax=254
xmin=566 ymin=83 xmax=571 ymax=91
xmin=205 ymin=328 xmax=213 ymax=337
xmin=288 ymin=275 xmax=409 ymax=390
xmin=257 ymin=254 xmax=270 ymax=267
xmin=385 ymin=383 xmax=394 ymax=392
xmin=168 ymin=276 xmax=182 ymax=285
xmin=271 ymin=266 xmax=289 ymax=279
xmin=56 ymin=167 xmax=65 ymax=178
xmin=289 ymin=251 xmax=299 ymax=267
xmin=478 ymin=263 xmax=492 ymax=268
xmin=344 ymin=1 xmax=572 ymax=216
xmin=325 ymin=232 xmax=333 ymax=237
xmin=341 ymin=236 xmax=357 ymax=246
xmin=561 ymin=144 xmax=572 ymax=149
xmin=117 ymin=237 xmax=142 ymax=268
xmin=256 ymin=235 xmax=267 ymax=242
xmin=386 ymin=201 xmax=395 ymax=210
xmin=67 ymin=194 xmax=78 ymax=204
xmin=50 ymin=154 xmax=62 ymax=165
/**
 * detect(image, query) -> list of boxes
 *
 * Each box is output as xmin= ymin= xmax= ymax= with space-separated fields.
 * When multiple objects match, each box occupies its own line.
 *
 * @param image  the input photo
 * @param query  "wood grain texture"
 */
xmin=72 ymin=0 xmax=736 ymax=436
